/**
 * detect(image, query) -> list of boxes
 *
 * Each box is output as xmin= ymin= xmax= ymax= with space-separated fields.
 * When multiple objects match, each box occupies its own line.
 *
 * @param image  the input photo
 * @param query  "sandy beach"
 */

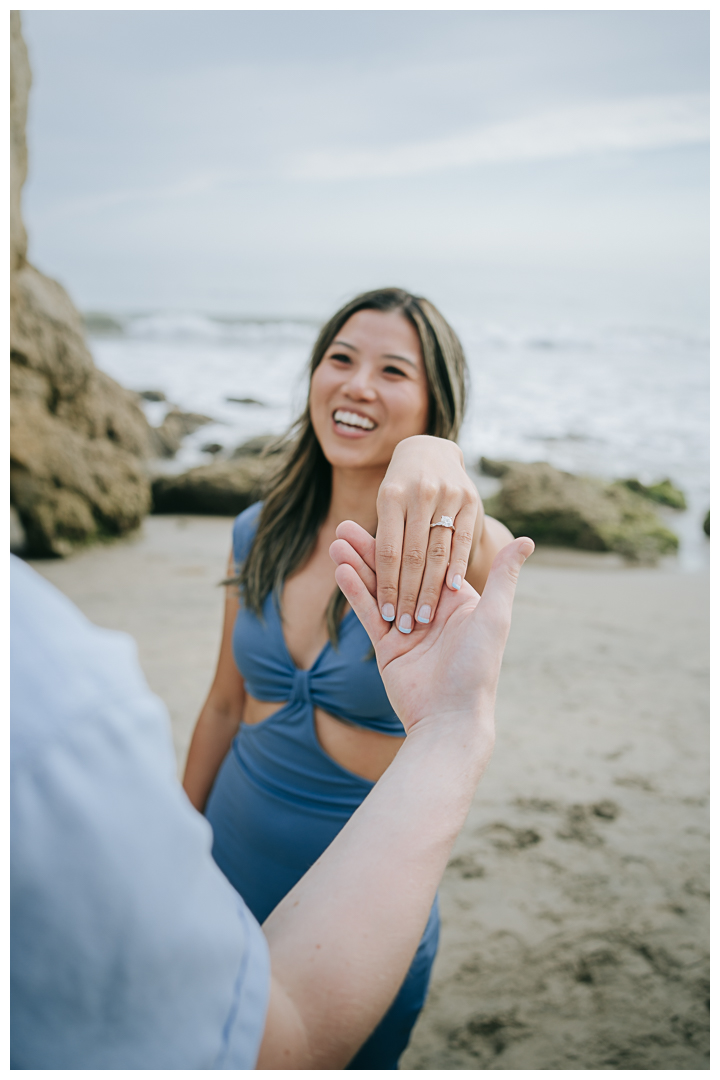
xmin=28 ymin=514 xmax=709 ymax=1070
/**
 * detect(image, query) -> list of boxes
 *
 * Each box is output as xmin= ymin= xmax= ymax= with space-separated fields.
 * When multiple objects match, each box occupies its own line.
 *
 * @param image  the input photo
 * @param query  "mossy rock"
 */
xmin=482 ymin=459 xmax=678 ymax=563
xmin=619 ymin=477 xmax=687 ymax=510
xmin=151 ymin=457 xmax=272 ymax=516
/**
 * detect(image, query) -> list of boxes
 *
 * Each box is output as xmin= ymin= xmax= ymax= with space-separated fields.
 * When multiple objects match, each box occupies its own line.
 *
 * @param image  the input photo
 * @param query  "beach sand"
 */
xmin=28 ymin=514 xmax=709 ymax=1070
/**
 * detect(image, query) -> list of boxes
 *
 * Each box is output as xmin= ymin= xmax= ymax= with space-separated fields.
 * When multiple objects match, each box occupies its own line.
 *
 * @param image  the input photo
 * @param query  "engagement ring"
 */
xmin=429 ymin=515 xmax=456 ymax=531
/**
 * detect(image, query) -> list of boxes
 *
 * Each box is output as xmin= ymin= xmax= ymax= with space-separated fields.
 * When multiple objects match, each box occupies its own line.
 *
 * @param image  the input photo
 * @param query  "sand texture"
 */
xmin=28 ymin=515 xmax=709 ymax=1070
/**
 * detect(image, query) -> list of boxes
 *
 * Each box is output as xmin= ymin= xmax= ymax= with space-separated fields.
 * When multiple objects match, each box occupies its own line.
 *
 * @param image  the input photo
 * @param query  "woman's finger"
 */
xmin=445 ymin=502 xmax=480 ymax=592
xmin=393 ymin=500 xmax=441 ymax=635
xmin=335 ymin=564 xmax=387 ymax=648
xmin=410 ymin=508 xmax=458 ymax=626
xmin=335 ymin=520 xmax=377 ymax=574
xmin=373 ymin=493 xmax=406 ymax=624
xmin=328 ymin=538 xmax=377 ymax=598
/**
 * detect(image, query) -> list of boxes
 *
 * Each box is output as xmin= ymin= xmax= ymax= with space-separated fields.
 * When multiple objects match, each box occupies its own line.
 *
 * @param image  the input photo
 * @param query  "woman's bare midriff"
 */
xmin=242 ymin=692 xmax=404 ymax=783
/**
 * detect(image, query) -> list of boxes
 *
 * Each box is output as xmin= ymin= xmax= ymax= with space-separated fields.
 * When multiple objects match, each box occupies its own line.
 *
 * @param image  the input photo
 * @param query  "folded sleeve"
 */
xmin=10 ymin=557 xmax=270 ymax=1069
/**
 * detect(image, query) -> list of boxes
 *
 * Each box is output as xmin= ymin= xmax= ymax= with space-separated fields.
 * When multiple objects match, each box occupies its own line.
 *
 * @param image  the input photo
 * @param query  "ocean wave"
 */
xmin=84 ymin=308 xmax=708 ymax=358
xmin=85 ymin=310 xmax=321 ymax=345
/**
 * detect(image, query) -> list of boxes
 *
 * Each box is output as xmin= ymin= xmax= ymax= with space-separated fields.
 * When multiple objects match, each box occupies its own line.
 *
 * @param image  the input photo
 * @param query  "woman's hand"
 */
xmin=374 ymin=435 xmax=481 ymax=633
xmin=330 ymin=521 xmax=533 ymax=735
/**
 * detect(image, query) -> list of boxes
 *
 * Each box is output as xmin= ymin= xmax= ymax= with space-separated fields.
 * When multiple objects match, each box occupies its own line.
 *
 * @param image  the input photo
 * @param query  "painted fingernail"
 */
xmin=417 ymin=605 xmax=431 ymax=624
xmin=381 ymin=604 xmax=395 ymax=622
xmin=451 ymin=575 xmax=462 ymax=590
xmin=398 ymin=613 xmax=413 ymax=634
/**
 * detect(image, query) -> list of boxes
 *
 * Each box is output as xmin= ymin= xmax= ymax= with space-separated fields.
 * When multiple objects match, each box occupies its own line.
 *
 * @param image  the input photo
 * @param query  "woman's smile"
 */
xmin=332 ymin=408 xmax=378 ymax=437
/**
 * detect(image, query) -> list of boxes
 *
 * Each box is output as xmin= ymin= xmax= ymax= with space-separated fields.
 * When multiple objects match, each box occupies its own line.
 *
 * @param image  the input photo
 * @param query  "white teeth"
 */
xmin=333 ymin=409 xmax=376 ymax=431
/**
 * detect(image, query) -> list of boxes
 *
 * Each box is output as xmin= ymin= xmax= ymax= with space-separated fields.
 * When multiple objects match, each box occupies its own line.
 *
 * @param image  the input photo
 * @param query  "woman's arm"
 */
xmin=182 ymin=550 xmax=245 ymax=812
xmin=465 ymin=508 xmax=515 ymax=596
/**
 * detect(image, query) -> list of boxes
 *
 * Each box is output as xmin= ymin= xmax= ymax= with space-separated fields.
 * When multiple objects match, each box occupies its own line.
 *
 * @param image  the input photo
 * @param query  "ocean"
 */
xmin=86 ymin=308 xmax=709 ymax=571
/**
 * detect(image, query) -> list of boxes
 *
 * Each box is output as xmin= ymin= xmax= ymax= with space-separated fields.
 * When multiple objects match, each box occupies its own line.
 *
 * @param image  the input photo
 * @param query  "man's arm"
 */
xmin=256 ymin=530 xmax=533 ymax=1069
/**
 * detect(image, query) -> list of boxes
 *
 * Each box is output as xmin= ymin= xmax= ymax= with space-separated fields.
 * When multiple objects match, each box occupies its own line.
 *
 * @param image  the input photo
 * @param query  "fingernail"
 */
xmin=381 ymin=604 xmax=395 ymax=622
xmin=451 ymin=575 xmax=462 ymax=590
xmin=417 ymin=605 xmax=431 ymax=624
xmin=519 ymin=540 xmax=535 ymax=558
xmin=398 ymin=613 xmax=413 ymax=634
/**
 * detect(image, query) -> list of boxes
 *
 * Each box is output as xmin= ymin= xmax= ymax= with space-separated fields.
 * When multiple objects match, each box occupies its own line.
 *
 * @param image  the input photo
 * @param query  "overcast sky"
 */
xmin=20 ymin=10 xmax=709 ymax=326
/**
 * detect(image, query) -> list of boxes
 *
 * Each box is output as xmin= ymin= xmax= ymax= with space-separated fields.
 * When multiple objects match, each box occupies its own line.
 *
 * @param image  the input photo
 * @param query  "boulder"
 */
xmin=619 ymin=477 xmax=687 ymax=510
xmin=10 ymin=506 xmax=27 ymax=555
xmin=152 ymin=457 xmax=272 ymax=516
xmin=10 ymin=11 xmax=30 ymax=272
xmin=480 ymin=458 xmax=679 ymax=562
xmin=10 ymin=13 xmax=156 ymax=556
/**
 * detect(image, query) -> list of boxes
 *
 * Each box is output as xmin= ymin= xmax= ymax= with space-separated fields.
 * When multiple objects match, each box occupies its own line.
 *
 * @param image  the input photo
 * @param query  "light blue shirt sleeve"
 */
xmin=10 ymin=556 xmax=270 ymax=1069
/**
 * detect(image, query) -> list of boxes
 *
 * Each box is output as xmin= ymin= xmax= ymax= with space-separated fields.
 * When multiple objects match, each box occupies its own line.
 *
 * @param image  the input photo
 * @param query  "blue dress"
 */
xmin=205 ymin=503 xmax=440 ymax=1069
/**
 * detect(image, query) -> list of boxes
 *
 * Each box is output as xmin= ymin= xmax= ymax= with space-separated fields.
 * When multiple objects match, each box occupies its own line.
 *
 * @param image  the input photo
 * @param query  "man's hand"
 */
xmin=374 ymin=435 xmax=481 ymax=633
xmin=330 ymin=520 xmax=534 ymax=734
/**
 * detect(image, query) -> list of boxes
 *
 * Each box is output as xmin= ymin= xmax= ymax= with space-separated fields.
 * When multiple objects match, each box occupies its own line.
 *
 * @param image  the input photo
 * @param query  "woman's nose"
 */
xmin=344 ymin=366 xmax=377 ymax=400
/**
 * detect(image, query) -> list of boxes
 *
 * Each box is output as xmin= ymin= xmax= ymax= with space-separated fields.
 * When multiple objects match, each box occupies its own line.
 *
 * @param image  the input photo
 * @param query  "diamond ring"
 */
xmin=429 ymin=515 xmax=456 ymax=531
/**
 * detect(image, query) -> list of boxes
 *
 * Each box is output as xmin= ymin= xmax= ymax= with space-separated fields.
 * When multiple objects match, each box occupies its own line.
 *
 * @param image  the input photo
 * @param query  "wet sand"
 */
xmin=28 ymin=514 xmax=709 ymax=1070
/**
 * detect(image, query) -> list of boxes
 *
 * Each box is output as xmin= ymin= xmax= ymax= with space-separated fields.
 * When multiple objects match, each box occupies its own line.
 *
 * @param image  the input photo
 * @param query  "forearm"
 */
xmin=467 ymin=514 xmax=514 ymax=595
xmin=182 ymin=703 xmax=242 ymax=812
xmin=258 ymin=705 xmax=495 ymax=1069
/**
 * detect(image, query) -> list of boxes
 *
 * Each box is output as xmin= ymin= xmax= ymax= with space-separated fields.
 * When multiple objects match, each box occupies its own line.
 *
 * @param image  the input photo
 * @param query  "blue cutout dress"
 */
xmin=205 ymin=503 xmax=440 ymax=1069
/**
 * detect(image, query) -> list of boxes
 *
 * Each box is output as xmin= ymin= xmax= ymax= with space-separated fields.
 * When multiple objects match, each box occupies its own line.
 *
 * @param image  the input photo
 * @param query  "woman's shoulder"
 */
xmin=232 ymin=502 xmax=264 ymax=565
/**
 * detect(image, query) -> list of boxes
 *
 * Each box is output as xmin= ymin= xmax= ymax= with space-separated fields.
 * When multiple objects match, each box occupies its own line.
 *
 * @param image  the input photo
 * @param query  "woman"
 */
xmin=183 ymin=287 xmax=513 ymax=1068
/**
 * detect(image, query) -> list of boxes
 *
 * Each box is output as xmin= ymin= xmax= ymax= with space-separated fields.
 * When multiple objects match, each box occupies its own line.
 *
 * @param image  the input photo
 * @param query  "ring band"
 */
xmin=429 ymin=515 xmax=456 ymax=531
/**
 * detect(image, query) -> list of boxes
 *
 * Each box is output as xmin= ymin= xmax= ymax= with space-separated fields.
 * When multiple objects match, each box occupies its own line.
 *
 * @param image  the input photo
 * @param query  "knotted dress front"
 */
xmin=205 ymin=503 xmax=440 ymax=1069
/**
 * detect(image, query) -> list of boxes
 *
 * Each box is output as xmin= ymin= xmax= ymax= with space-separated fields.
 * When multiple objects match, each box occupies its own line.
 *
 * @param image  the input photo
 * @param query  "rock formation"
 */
xmin=480 ymin=458 xmax=679 ymax=562
xmin=151 ymin=457 xmax=271 ymax=517
xmin=618 ymin=477 xmax=687 ymax=510
xmin=10 ymin=12 xmax=156 ymax=556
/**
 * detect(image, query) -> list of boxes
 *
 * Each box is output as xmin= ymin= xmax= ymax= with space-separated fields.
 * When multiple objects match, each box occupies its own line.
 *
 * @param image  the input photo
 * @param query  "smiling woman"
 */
xmin=182 ymin=286 xmax=513 ymax=1068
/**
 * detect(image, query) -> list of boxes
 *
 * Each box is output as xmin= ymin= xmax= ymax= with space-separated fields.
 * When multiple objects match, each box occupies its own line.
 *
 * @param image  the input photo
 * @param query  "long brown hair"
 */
xmin=237 ymin=287 xmax=469 ymax=643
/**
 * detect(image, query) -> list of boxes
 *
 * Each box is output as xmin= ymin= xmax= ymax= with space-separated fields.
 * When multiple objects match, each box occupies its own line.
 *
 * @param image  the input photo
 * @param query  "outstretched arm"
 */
xmin=257 ymin=527 xmax=534 ymax=1069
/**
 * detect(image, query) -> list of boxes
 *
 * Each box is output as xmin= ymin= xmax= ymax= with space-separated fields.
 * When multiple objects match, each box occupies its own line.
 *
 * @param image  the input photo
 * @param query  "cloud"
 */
xmin=29 ymin=170 xmax=238 ymax=225
xmin=31 ymin=92 xmax=708 ymax=227
xmin=289 ymin=93 xmax=709 ymax=182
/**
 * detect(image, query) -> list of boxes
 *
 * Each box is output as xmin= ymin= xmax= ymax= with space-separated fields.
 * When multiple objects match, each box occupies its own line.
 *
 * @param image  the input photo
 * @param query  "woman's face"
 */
xmin=309 ymin=309 xmax=429 ymax=472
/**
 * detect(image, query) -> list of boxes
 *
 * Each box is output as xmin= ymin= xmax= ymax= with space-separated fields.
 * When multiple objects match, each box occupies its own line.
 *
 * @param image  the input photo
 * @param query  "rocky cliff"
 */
xmin=10 ymin=12 xmax=156 ymax=556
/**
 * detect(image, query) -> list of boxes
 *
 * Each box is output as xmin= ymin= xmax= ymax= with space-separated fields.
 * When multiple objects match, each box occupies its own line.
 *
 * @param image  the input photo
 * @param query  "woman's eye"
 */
xmin=384 ymin=365 xmax=406 ymax=377
xmin=330 ymin=353 xmax=352 ymax=364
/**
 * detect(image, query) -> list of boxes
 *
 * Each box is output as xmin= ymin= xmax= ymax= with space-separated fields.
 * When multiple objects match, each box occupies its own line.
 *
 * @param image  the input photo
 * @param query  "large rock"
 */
xmin=10 ymin=13 xmax=156 ymax=556
xmin=10 ymin=12 xmax=30 ymax=272
xmin=152 ymin=457 xmax=272 ymax=516
xmin=619 ymin=477 xmax=687 ymax=510
xmin=481 ymin=458 xmax=679 ymax=562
